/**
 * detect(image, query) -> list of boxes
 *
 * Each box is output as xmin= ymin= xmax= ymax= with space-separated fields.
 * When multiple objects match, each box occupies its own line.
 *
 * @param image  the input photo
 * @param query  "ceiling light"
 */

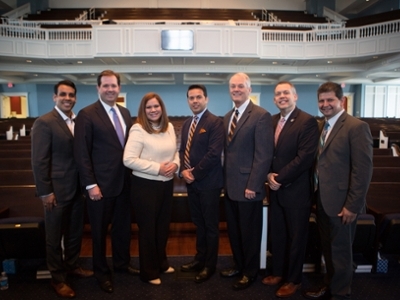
xmin=33 ymin=74 xmax=38 ymax=77
xmin=373 ymin=56 xmax=378 ymax=59
xmin=261 ymin=74 xmax=266 ymax=76
xmin=327 ymin=61 xmax=332 ymax=64
xmin=26 ymin=60 xmax=32 ymax=63
xmin=148 ymin=73 xmax=152 ymax=75
xmin=210 ymin=60 xmax=215 ymax=64
xmin=141 ymin=60 xmax=147 ymax=64
xmin=272 ymin=62 xmax=278 ymax=65
xmin=77 ymin=61 xmax=82 ymax=64
xmin=205 ymin=73 xmax=210 ymax=75
xmin=316 ymin=75 xmax=319 ymax=77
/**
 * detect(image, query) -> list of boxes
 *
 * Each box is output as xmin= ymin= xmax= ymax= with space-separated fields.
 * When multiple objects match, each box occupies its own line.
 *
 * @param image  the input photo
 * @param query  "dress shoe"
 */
xmin=51 ymin=281 xmax=76 ymax=298
xmin=127 ymin=266 xmax=140 ymax=275
xmin=99 ymin=280 xmax=113 ymax=293
xmin=275 ymin=282 xmax=301 ymax=298
xmin=262 ymin=275 xmax=282 ymax=286
xmin=115 ymin=265 xmax=140 ymax=275
xmin=68 ymin=267 xmax=94 ymax=278
xmin=149 ymin=278 xmax=161 ymax=285
xmin=194 ymin=267 xmax=215 ymax=283
xmin=232 ymin=275 xmax=255 ymax=291
xmin=302 ymin=286 xmax=330 ymax=299
xmin=180 ymin=260 xmax=204 ymax=272
xmin=220 ymin=268 xmax=240 ymax=278
xmin=164 ymin=266 xmax=175 ymax=274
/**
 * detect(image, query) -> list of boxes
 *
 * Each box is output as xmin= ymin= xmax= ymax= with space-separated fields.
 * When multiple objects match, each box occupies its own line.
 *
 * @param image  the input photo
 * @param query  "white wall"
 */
xmin=48 ymin=0 xmax=306 ymax=10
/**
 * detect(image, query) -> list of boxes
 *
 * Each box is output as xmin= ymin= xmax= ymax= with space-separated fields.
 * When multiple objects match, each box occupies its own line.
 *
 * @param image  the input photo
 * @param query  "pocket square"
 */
xmin=199 ymin=128 xmax=207 ymax=134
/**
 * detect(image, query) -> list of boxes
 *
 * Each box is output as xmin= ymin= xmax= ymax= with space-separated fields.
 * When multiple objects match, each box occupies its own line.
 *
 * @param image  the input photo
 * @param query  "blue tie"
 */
xmin=111 ymin=107 xmax=125 ymax=147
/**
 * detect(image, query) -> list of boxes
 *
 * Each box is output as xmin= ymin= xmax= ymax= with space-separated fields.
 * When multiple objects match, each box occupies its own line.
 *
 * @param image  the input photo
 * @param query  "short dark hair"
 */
xmin=97 ymin=70 xmax=121 ymax=87
xmin=136 ymin=92 xmax=169 ymax=134
xmin=274 ymin=81 xmax=297 ymax=95
xmin=54 ymin=80 xmax=76 ymax=95
xmin=317 ymin=82 xmax=343 ymax=99
xmin=187 ymin=84 xmax=207 ymax=98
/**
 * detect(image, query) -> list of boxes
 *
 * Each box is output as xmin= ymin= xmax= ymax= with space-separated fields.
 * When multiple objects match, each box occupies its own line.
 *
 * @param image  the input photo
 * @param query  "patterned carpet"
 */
xmin=1 ymin=255 xmax=400 ymax=300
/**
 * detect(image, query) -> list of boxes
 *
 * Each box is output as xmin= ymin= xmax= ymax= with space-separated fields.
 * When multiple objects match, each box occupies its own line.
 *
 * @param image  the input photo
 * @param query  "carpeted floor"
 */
xmin=1 ymin=255 xmax=400 ymax=300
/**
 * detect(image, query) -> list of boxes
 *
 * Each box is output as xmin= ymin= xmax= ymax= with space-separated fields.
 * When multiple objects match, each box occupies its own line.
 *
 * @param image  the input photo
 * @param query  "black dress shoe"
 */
xmin=99 ymin=280 xmax=113 ymax=293
xmin=220 ymin=268 xmax=240 ymax=278
xmin=127 ymin=266 xmax=140 ymax=275
xmin=232 ymin=275 xmax=255 ymax=291
xmin=114 ymin=265 xmax=140 ymax=275
xmin=194 ymin=267 xmax=215 ymax=283
xmin=302 ymin=286 xmax=330 ymax=299
xmin=181 ymin=260 xmax=204 ymax=272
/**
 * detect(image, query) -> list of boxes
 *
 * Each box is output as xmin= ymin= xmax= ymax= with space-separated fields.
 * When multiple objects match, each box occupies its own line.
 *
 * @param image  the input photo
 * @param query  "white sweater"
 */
xmin=123 ymin=122 xmax=180 ymax=181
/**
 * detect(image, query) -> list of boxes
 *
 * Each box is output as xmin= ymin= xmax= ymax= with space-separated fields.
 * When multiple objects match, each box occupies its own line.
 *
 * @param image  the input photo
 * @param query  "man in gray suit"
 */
xmin=303 ymin=82 xmax=373 ymax=300
xmin=32 ymin=80 xmax=93 ymax=298
xmin=220 ymin=73 xmax=274 ymax=290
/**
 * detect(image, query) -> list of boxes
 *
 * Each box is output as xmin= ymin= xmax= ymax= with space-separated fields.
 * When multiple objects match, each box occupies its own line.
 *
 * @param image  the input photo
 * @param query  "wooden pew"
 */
xmin=0 ymin=150 xmax=31 ymax=158
xmin=371 ymin=167 xmax=400 ymax=182
xmin=373 ymin=148 xmax=392 ymax=156
xmin=373 ymin=156 xmax=400 ymax=167
xmin=0 ymin=158 xmax=32 ymax=170
xmin=0 ymin=170 xmax=35 ymax=185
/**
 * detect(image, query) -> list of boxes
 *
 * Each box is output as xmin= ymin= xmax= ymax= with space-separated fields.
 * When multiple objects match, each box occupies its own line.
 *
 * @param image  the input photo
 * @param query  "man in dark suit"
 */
xmin=220 ymin=73 xmax=274 ymax=290
xmin=303 ymin=82 xmax=373 ymax=300
xmin=179 ymin=84 xmax=224 ymax=283
xmin=261 ymin=81 xmax=319 ymax=298
xmin=31 ymin=80 xmax=93 ymax=298
xmin=74 ymin=70 xmax=138 ymax=293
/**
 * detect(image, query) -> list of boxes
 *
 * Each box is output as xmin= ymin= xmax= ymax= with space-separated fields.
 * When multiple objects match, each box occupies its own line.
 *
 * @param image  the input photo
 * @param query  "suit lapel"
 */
xmin=52 ymin=109 xmax=73 ymax=138
xmin=94 ymin=100 xmax=122 ymax=146
xmin=274 ymin=107 xmax=299 ymax=148
xmin=230 ymin=101 xmax=252 ymax=143
xmin=323 ymin=112 xmax=347 ymax=152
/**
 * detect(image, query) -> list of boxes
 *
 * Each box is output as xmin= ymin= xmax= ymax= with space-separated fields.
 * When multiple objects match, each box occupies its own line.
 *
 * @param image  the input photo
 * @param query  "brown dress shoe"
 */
xmin=51 ymin=281 xmax=76 ymax=298
xmin=69 ymin=267 xmax=94 ymax=278
xmin=262 ymin=275 xmax=282 ymax=285
xmin=275 ymin=282 xmax=301 ymax=298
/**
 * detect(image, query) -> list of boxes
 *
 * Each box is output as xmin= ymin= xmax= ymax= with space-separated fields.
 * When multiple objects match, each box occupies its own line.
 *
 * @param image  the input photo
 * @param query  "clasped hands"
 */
xmin=159 ymin=161 xmax=178 ymax=178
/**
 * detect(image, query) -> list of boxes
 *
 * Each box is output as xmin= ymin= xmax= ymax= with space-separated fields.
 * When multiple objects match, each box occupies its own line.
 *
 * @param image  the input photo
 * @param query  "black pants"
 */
xmin=132 ymin=175 xmax=173 ymax=281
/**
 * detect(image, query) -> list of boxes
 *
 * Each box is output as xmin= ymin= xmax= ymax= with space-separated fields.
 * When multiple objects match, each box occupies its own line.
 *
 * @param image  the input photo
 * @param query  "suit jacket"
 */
xmin=74 ymin=100 xmax=133 ymax=198
xmin=318 ymin=112 xmax=373 ymax=216
xmin=271 ymin=107 xmax=319 ymax=208
xmin=179 ymin=110 xmax=224 ymax=190
xmin=31 ymin=108 xmax=78 ymax=200
xmin=223 ymin=101 xmax=274 ymax=201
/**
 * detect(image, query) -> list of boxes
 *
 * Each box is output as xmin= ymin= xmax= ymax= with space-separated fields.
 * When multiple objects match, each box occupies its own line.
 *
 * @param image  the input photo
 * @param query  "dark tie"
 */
xmin=314 ymin=121 xmax=330 ymax=191
xmin=274 ymin=117 xmax=285 ymax=145
xmin=111 ymin=107 xmax=125 ymax=147
xmin=228 ymin=109 xmax=239 ymax=142
xmin=184 ymin=116 xmax=198 ymax=169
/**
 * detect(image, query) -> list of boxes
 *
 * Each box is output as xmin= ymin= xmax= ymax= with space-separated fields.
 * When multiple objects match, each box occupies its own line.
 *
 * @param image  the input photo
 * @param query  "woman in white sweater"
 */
xmin=123 ymin=92 xmax=179 ymax=285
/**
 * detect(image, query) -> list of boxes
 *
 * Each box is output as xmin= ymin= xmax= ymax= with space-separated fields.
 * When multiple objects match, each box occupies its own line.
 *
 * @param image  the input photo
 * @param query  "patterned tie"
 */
xmin=111 ymin=107 xmax=125 ymax=147
xmin=274 ymin=117 xmax=285 ymax=145
xmin=228 ymin=109 xmax=239 ymax=142
xmin=314 ymin=121 xmax=330 ymax=191
xmin=184 ymin=116 xmax=198 ymax=169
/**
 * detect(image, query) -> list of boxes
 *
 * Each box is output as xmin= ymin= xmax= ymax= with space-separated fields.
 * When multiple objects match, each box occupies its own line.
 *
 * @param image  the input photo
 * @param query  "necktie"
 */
xmin=228 ymin=109 xmax=239 ymax=142
xmin=274 ymin=117 xmax=285 ymax=145
xmin=184 ymin=116 xmax=198 ymax=169
xmin=111 ymin=107 xmax=125 ymax=147
xmin=314 ymin=121 xmax=330 ymax=191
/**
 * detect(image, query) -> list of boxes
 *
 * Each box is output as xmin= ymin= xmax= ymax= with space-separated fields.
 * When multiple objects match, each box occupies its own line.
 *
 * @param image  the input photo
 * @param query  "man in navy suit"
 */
xmin=303 ymin=82 xmax=373 ymax=300
xmin=74 ymin=70 xmax=138 ymax=293
xmin=32 ymin=80 xmax=93 ymax=298
xmin=179 ymin=84 xmax=224 ymax=283
xmin=220 ymin=73 xmax=274 ymax=290
xmin=261 ymin=81 xmax=319 ymax=298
